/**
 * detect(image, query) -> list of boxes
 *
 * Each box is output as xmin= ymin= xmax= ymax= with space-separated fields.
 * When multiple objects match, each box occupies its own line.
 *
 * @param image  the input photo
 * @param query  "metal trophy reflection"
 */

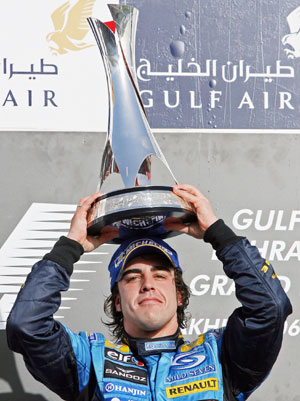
xmin=87 ymin=5 xmax=195 ymax=242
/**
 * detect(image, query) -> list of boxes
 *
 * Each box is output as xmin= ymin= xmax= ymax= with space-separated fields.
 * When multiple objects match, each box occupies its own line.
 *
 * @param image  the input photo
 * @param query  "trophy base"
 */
xmin=87 ymin=186 xmax=196 ymax=243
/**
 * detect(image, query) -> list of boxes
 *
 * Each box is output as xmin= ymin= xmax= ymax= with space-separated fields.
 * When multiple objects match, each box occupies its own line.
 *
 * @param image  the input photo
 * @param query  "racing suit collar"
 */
xmin=122 ymin=328 xmax=184 ymax=356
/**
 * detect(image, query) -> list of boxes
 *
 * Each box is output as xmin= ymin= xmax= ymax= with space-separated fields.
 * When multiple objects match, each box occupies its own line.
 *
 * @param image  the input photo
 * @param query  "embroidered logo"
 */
xmin=145 ymin=340 xmax=176 ymax=351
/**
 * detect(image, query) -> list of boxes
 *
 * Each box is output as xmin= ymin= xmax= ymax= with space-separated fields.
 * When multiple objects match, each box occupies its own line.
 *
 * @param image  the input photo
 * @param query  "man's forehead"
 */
xmin=123 ymin=254 xmax=174 ymax=271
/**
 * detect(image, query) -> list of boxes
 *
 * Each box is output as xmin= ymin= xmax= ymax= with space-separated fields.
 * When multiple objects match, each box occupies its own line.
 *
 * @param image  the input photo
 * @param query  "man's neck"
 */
xmin=123 ymin=315 xmax=180 ymax=339
xmin=126 ymin=326 xmax=178 ymax=339
xmin=123 ymin=328 xmax=184 ymax=356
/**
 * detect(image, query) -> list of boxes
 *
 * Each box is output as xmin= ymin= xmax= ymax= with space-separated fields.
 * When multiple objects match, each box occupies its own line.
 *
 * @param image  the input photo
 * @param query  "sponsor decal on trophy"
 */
xmin=87 ymin=4 xmax=195 ymax=242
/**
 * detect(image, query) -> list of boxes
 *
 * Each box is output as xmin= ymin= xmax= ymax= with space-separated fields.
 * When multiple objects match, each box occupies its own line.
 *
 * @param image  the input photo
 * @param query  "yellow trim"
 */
xmin=180 ymin=334 xmax=205 ymax=352
xmin=105 ymin=339 xmax=129 ymax=353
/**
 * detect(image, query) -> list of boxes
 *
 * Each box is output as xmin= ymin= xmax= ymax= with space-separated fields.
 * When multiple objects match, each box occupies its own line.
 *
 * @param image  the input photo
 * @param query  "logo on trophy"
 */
xmin=87 ymin=4 xmax=195 ymax=242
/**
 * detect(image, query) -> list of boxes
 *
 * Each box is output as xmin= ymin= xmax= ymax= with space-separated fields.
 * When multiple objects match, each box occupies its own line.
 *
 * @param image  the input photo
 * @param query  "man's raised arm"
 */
xmin=6 ymin=193 xmax=118 ymax=400
xmin=166 ymin=184 xmax=293 ymax=400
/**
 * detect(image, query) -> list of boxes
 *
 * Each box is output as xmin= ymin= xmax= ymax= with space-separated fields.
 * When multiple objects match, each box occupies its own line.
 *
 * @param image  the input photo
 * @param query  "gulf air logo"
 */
xmin=47 ymin=0 xmax=96 ymax=55
xmin=0 ymin=203 xmax=113 ymax=330
xmin=171 ymin=351 xmax=206 ymax=370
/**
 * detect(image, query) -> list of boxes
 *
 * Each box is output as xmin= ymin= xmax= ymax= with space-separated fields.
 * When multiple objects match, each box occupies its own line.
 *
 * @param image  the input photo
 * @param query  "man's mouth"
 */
xmin=139 ymin=297 xmax=162 ymax=305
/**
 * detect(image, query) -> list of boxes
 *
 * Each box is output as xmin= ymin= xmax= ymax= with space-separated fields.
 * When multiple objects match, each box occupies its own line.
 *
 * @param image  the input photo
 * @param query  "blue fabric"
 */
xmin=6 ymin=237 xmax=292 ymax=401
xmin=65 ymin=328 xmax=225 ymax=401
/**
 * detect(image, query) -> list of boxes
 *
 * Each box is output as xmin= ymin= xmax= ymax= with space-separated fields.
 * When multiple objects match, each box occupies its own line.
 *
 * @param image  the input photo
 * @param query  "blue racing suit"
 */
xmin=6 ymin=220 xmax=292 ymax=401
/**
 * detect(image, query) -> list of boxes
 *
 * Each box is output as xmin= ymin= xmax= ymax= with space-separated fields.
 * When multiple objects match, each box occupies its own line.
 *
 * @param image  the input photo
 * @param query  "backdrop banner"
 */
xmin=1 ymin=0 xmax=300 ymax=131
xmin=123 ymin=0 xmax=300 ymax=130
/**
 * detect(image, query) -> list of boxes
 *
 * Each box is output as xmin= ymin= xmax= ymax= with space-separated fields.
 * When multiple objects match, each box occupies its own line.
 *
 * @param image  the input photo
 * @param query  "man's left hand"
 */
xmin=164 ymin=184 xmax=217 ymax=239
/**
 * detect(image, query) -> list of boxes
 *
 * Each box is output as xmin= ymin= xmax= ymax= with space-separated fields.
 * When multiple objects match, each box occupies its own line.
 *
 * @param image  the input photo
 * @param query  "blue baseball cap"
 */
xmin=108 ymin=237 xmax=181 ymax=290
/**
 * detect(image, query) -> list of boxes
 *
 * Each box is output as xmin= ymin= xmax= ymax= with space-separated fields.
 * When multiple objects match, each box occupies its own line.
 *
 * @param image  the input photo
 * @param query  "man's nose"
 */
xmin=141 ymin=273 xmax=155 ymax=292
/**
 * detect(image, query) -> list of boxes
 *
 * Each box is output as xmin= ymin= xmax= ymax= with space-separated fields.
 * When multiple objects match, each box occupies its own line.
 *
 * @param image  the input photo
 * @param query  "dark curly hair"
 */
xmin=103 ymin=254 xmax=191 ymax=341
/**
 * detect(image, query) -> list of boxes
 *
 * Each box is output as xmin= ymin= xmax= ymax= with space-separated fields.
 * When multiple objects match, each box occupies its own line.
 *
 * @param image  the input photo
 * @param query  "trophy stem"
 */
xmin=87 ymin=5 xmax=192 ymax=242
xmin=88 ymin=6 xmax=177 ymax=189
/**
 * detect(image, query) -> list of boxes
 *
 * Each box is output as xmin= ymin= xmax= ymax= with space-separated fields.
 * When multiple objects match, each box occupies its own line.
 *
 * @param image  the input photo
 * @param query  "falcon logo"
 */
xmin=117 ymin=367 xmax=135 ymax=374
xmin=47 ymin=0 xmax=96 ymax=55
xmin=171 ymin=352 xmax=206 ymax=370
xmin=282 ymin=6 xmax=300 ymax=59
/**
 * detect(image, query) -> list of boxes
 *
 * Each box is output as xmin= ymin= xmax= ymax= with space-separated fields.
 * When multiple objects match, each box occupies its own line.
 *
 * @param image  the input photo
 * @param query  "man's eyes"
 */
xmin=125 ymin=275 xmax=140 ymax=282
xmin=154 ymin=273 xmax=168 ymax=279
xmin=125 ymin=273 xmax=168 ymax=282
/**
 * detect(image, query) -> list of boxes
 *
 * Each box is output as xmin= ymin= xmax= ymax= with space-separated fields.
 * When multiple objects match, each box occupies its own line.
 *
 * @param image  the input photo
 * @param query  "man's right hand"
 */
xmin=67 ymin=192 xmax=119 ymax=252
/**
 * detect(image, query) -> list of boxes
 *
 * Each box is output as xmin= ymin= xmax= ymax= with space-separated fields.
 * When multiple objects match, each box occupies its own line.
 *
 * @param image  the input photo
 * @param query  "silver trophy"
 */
xmin=87 ymin=4 xmax=195 ymax=242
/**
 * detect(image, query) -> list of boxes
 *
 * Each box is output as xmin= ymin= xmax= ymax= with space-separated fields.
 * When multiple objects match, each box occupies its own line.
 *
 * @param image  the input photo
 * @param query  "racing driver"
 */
xmin=7 ymin=184 xmax=292 ymax=401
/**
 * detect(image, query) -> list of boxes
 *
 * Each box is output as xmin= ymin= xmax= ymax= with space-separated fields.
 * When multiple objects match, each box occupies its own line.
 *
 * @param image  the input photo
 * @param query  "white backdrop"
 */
xmin=0 ymin=0 xmax=119 ymax=131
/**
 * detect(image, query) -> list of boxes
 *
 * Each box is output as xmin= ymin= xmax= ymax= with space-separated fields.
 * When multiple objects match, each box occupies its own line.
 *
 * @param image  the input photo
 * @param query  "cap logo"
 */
xmin=114 ymin=238 xmax=173 ymax=268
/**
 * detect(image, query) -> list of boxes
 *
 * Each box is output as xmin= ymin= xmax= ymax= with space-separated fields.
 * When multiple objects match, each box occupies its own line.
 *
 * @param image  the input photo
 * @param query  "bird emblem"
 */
xmin=282 ymin=5 xmax=300 ymax=59
xmin=46 ymin=0 xmax=96 ymax=55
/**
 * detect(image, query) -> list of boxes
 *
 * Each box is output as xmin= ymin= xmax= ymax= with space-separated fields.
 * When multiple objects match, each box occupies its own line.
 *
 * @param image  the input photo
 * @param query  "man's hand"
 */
xmin=164 ymin=184 xmax=218 ymax=239
xmin=67 ymin=192 xmax=119 ymax=252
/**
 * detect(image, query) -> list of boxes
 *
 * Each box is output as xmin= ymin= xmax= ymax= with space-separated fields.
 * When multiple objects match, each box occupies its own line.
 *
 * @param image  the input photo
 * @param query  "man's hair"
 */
xmin=103 ymin=255 xmax=191 ymax=341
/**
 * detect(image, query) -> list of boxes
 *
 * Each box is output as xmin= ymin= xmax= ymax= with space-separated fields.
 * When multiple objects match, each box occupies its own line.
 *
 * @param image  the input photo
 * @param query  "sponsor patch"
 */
xmin=104 ymin=361 xmax=147 ymax=385
xmin=104 ymin=383 xmax=147 ymax=397
xmin=171 ymin=351 xmax=206 ymax=370
xmin=166 ymin=378 xmax=218 ymax=398
xmin=165 ymin=365 xmax=216 ymax=383
xmin=105 ymin=348 xmax=144 ymax=367
xmin=145 ymin=340 xmax=176 ymax=351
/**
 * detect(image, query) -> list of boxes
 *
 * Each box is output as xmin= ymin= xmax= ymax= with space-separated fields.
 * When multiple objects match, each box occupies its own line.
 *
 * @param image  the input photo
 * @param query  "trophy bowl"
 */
xmin=87 ymin=186 xmax=196 ymax=243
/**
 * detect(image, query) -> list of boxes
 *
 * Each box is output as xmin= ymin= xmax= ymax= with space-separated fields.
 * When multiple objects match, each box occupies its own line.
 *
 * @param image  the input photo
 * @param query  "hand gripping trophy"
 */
xmin=87 ymin=4 xmax=195 ymax=242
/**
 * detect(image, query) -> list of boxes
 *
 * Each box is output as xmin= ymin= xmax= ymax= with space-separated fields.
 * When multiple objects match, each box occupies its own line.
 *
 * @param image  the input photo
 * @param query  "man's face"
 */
xmin=115 ymin=254 xmax=182 ymax=338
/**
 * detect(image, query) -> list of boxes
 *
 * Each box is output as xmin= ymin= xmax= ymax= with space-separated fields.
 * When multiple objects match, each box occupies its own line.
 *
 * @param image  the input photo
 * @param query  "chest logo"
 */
xmin=166 ymin=378 xmax=219 ymax=398
xmin=105 ymin=348 xmax=144 ymax=367
xmin=171 ymin=351 xmax=206 ymax=370
xmin=104 ymin=361 xmax=148 ymax=385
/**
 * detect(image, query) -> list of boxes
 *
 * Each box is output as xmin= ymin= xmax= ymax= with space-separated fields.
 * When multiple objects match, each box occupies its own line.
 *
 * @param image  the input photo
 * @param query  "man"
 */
xmin=7 ymin=184 xmax=292 ymax=401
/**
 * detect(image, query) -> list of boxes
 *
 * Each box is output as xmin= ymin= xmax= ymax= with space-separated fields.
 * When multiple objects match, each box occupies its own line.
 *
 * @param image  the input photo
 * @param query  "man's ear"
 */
xmin=177 ymin=290 xmax=183 ymax=307
xmin=115 ymin=294 xmax=122 ymax=312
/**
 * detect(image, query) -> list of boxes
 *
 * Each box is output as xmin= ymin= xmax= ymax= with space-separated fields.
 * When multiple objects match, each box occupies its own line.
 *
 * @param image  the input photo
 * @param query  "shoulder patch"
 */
xmin=88 ymin=332 xmax=97 ymax=342
xmin=207 ymin=328 xmax=223 ymax=339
